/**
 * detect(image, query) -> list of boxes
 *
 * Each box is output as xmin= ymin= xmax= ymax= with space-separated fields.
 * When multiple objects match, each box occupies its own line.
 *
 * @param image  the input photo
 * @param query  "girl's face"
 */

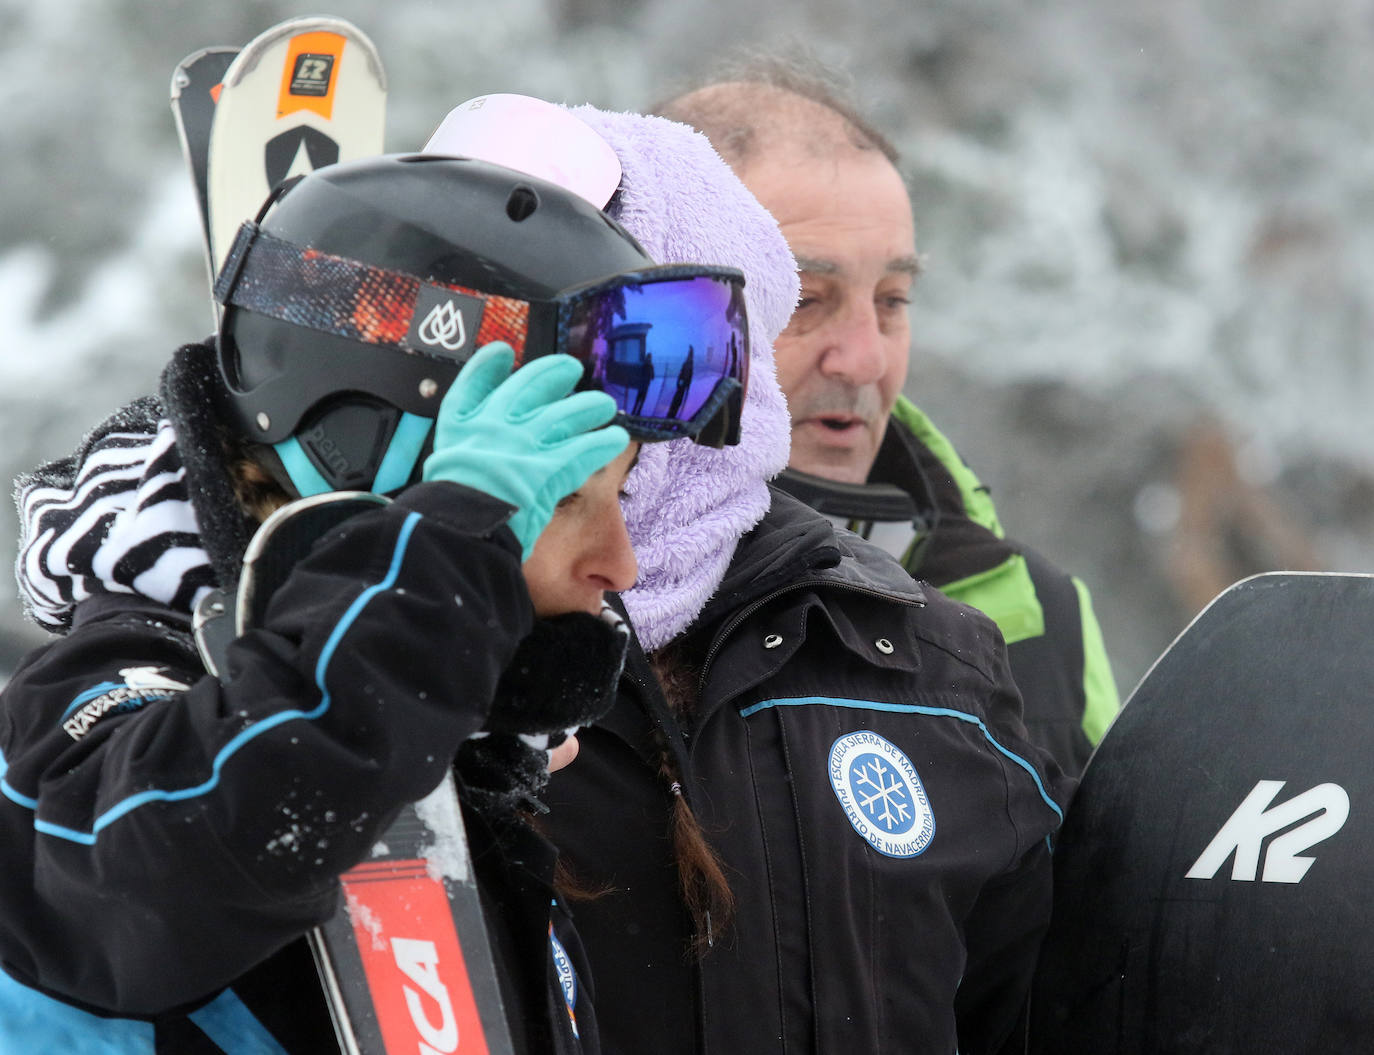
xmin=521 ymin=443 xmax=640 ymax=619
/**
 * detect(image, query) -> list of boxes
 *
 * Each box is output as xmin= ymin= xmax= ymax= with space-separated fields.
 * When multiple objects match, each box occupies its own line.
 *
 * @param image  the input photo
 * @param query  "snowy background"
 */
xmin=3 ymin=0 xmax=1373 ymax=695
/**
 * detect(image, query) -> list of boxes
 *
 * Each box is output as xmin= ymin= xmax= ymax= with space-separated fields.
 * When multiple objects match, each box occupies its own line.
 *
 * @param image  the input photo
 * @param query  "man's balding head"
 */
xmin=655 ymin=56 xmax=919 ymax=485
xmin=654 ymin=55 xmax=899 ymax=177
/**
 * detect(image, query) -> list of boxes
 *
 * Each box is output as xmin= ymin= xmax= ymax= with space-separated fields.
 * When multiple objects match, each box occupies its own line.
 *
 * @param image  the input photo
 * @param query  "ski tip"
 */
xmin=222 ymin=16 xmax=387 ymax=92
xmin=170 ymin=45 xmax=240 ymax=99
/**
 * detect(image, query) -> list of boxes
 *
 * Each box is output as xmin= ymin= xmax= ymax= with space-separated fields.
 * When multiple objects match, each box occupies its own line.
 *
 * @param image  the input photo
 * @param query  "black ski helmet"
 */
xmin=214 ymin=152 xmax=655 ymax=495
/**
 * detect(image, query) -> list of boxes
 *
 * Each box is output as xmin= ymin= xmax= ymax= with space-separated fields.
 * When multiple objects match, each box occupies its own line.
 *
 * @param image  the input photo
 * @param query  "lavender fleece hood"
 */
xmin=568 ymin=107 xmax=799 ymax=651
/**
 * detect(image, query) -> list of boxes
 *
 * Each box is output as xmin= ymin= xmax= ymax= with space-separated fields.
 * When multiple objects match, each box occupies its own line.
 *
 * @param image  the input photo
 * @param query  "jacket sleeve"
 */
xmin=953 ymin=636 xmax=1074 ymax=1055
xmin=952 ymin=841 xmax=1054 ymax=1055
xmin=1073 ymin=575 xmax=1120 ymax=746
xmin=0 ymin=482 xmax=532 ymax=1015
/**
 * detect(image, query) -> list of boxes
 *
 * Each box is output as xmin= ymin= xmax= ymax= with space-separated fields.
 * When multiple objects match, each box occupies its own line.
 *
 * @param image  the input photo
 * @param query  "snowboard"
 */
xmin=169 ymin=45 xmax=238 ymax=293
xmin=204 ymin=16 xmax=386 ymax=281
xmin=194 ymin=492 xmax=516 ymax=1055
xmin=1028 ymin=572 xmax=1374 ymax=1053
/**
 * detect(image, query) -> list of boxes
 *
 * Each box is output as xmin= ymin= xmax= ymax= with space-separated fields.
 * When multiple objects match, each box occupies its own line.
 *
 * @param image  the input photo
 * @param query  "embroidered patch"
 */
xmin=549 ymin=923 xmax=580 ymax=1038
xmin=61 ymin=667 xmax=191 ymax=741
xmin=828 ymin=731 xmax=935 ymax=858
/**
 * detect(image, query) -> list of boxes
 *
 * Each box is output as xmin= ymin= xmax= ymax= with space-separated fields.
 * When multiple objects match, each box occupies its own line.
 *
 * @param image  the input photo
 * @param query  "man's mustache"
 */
xmin=788 ymin=381 xmax=885 ymax=423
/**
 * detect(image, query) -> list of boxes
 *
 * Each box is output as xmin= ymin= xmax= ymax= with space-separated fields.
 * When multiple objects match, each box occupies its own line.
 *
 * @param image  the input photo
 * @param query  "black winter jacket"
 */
xmin=545 ymin=491 xmax=1072 ymax=1055
xmin=0 ymin=394 xmax=599 ymax=1054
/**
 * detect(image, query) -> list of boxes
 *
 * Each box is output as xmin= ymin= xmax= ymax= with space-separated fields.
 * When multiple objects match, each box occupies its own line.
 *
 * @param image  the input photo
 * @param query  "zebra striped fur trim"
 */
xmin=15 ymin=400 xmax=215 ymax=633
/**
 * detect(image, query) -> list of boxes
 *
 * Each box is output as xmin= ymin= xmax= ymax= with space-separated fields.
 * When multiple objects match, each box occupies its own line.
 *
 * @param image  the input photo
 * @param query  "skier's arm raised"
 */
xmin=0 ymin=345 xmax=625 ymax=1015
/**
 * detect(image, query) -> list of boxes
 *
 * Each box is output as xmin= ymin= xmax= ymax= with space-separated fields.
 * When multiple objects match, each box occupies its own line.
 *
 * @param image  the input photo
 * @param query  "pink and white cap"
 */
xmin=422 ymin=94 xmax=622 ymax=209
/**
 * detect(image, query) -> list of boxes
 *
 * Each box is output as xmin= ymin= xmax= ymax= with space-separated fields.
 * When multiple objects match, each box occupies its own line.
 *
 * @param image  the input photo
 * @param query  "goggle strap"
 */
xmin=214 ymin=222 xmax=532 ymax=358
xmin=215 ymin=223 xmax=749 ymax=446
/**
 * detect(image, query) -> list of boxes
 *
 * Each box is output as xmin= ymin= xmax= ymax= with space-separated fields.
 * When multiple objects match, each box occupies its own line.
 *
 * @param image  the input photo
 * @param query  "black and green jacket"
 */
xmin=868 ymin=397 xmax=1117 ymax=775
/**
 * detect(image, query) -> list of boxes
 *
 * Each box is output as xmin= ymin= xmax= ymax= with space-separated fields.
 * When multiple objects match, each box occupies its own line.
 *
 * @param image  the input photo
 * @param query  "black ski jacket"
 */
xmin=0 ymin=388 xmax=599 ymax=1053
xmin=545 ymin=490 xmax=1073 ymax=1055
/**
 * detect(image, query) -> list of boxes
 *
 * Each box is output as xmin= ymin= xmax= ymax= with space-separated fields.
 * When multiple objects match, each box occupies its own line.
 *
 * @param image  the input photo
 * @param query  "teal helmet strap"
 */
xmin=274 ymin=411 xmax=434 ymax=498
xmin=273 ymin=435 xmax=332 ymax=498
xmin=371 ymin=413 xmax=434 ymax=494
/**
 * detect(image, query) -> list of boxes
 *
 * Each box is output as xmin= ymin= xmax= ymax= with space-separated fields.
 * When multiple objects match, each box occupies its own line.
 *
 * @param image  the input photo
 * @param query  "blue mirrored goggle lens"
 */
xmin=564 ymin=273 xmax=749 ymax=436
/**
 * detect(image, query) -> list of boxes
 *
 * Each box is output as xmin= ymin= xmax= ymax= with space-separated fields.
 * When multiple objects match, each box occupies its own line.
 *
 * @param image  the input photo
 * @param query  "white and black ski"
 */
xmin=170 ymin=45 xmax=238 ymax=297
xmin=204 ymin=16 xmax=386 ymax=281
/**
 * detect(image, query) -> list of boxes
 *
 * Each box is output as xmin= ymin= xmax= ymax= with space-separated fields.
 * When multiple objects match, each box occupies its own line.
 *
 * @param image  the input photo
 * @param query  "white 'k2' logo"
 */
xmin=1186 ymin=780 xmax=1349 ymax=884
xmin=417 ymin=300 xmax=467 ymax=351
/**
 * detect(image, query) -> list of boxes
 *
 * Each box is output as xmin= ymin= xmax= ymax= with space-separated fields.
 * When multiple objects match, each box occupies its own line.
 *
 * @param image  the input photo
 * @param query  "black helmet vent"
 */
xmin=506 ymin=185 xmax=540 ymax=222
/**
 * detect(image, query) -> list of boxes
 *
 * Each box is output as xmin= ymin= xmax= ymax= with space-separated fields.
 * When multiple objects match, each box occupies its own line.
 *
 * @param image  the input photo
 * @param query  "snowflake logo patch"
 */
xmin=828 ymin=731 xmax=935 ymax=858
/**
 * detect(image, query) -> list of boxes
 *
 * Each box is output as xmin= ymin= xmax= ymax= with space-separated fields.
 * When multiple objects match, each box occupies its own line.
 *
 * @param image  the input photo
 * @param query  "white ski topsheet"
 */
xmin=207 ymin=16 xmax=386 ymax=279
xmin=170 ymin=46 xmax=238 ymax=283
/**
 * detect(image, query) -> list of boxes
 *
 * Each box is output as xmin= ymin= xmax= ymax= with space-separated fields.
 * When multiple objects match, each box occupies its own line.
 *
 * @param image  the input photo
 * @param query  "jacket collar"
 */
xmin=594 ymin=492 xmax=928 ymax=764
xmin=695 ymin=488 xmax=927 ymax=631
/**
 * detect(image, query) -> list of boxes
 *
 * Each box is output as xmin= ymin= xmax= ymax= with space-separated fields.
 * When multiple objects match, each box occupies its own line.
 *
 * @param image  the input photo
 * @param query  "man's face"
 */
xmin=740 ymin=147 xmax=918 ymax=483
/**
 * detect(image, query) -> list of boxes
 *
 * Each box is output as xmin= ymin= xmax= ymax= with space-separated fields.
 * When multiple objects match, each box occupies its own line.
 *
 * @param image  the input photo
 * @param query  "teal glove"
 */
xmin=422 ymin=342 xmax=629 ymax=559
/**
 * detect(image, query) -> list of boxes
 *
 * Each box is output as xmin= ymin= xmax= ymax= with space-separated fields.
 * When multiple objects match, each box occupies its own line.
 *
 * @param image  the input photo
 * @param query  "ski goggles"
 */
xmin=215 ymin=221 xmax=750 ymax=446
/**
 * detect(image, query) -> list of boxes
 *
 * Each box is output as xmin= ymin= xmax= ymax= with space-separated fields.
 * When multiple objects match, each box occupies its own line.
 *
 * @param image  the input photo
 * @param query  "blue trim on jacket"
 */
xmin=738 ymin=694 xmax=1063 ymax=822
xmin=0 ymin=967 xmax=287 ymax=1053
xmin=5 ymin=511 xmax=421 ymax=846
